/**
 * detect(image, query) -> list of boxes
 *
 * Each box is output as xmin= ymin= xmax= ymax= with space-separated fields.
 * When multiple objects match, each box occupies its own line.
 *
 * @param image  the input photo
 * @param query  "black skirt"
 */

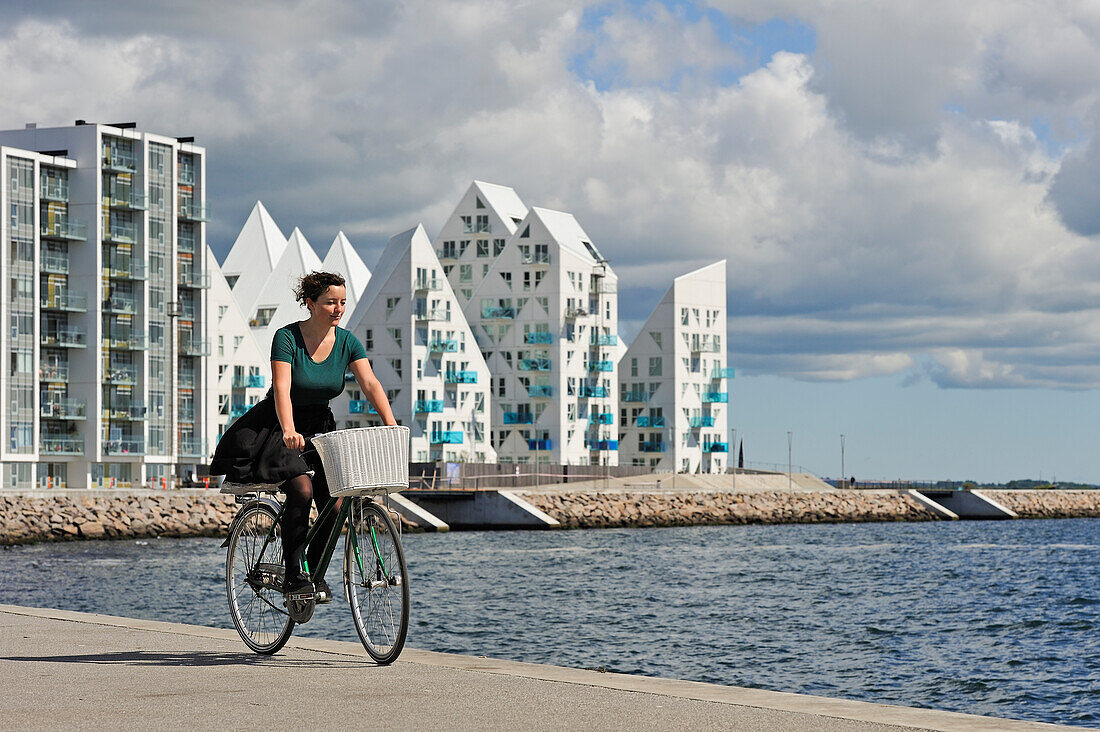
xmin=210 ymin=396 xmax=335 ymax=485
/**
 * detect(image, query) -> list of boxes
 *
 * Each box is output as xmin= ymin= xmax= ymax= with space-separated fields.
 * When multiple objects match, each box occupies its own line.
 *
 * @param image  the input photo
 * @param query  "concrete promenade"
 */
xmin=0 ymin=605 xmax=1081 ymax=731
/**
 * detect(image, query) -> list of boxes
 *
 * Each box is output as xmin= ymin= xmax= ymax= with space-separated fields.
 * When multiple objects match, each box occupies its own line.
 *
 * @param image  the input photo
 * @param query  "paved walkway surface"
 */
xmin=0 ymin=605 xmax=1081 ymax=731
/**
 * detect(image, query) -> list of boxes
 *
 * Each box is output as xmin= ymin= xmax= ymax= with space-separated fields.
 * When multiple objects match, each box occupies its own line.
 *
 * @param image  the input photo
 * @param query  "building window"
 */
xmin=493 ymin=238 xmax=506 ymax=256
xmin=364 ymin=329 xmax=373 ymax=349
xmin=649 ymin=357 xmax=662 ymax=376
xmin=460 ymin=264 xmax=472 ymax=282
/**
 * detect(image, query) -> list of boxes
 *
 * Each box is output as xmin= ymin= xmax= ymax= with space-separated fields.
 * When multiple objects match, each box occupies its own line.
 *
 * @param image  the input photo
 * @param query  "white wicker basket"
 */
xmin=310 ymin=425 xmax=410 ymax=497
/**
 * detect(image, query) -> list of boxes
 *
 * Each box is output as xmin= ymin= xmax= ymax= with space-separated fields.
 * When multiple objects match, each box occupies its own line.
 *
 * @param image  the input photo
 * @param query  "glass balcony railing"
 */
xmin=691 ymin=341 xmax=721 ymax=354
xmin=528 ymin=439 xmax=553 ymax=450
xmin=103 ymin=261 xmax=147 ymax=280
xmin=40 ymin=399 xmax=87 ymax=420
xmin=230 ymin=404 xmax=250 ymax=418
xmin=349 ymin=399 xmax=377 ymax=415
xmin=105 ymin=334 xmax=147 ymax=350
xmin=104 ymin=367 xmax=137 ymax=384
xmin=179 ymin=372 xmax=196 ymax=388
xmin=102 ymin=148 xmax=136 ymax=172
xmin=41 ymin=254 xmax=69 ymax=274
xmin=502 ymin=412 xmax=534 ymax=424
xmin=590 ymin=334 xmax=618 ymax=346
xmin=104 ymin=404 xmax=147 ymax=421
xmin=104 ymin=437 xmax=145 ymax=455
xmin=41 ymin=219 xmax=87 ymax=241
xmin=101 ymin=296 xmax=137 ymax=314
xmin=588 ymin=360 xmax=613 ymax=372
xmin=481 ymin=306 xmax=515 ymax=319
xmin=640 ymin=441 xmax=665 ymax=453
xmin=565 ymin=307 xmax=588 ymax=319
xmin=40 ymin=364 xmax=69 ymax=382
xmin=40 ymin=178 xmax=68 ymax=202
xmin=445 ymin=370 xmax=478 ymax=384
xmin=690 ymin=415 xmax=716 ymax=428
xmin=519 ymin=358 xmax=551 ymax=371
xmin=703 ymin=392 xmax=729 ymax=404
xmin=428 ymin=338 xmax=459 ymax=352
xmin=528 ymin=385 xmax=553 ymax=398
xmin=41 ymin=436 xmax=84 ymax=455
xmin=178 ymin=169 xmax=195 ymax=185
xmin=636 ymin=415 xmax=665 ymax=427
xmin=179 ymin=437 xmax=206 ymax=456
xmin=178 ymin=270 xmax=212 ymax=289
xmin=586 ymin=439 xmax=618 ymax=451
xmin=177 ymin=234 xmax=196 ymax=253
xmin=415 ymin=308 xmax=448 ymax=321
xmin=177 ymin=408 xmax=196 ymax=423
xmin=430 ymin=430 xmax=464 ymax=444
xmin=463 ymin=221 xmax=492 ymax=234
xmin=711 ymin=367 xmax=736 ymax=379
xmin=525 ymin=332 xmax=553 ymax=344
xmin=415 ymin=399 xmax=444 ymax=413
xmin=578 ymin=385 xmax=609 ymax=398
xmin=414 ymin=276 xmax=442 ymax=291
xmin=105 ymin=191 xmax=147 ymax=210
xmin=436 ymin=247 xmax=458 ymax=261
xmin=704 ymin=442 xmax=729 ymax=453
xmin=622 ymin=390 xmax=649 ymax=402
xmin=179 ymin=338 xmax=211 ymax=356
xmin=592 ymin=279 xmax=617 ymax=294
xmin=232 ymin=374 xmax=266 ymax=389
xmin=589 ymin=413 xmax=614 ymax=425
xmin=41 ymin=291 xmax=88 ymax=312
xmin=103 ymin=222 xmax=136 ymax=244
xmin=520 ymin=252 xmax=550 ymax=265
xmin=178 ymin=200 xmax=210 ymax=222
xmin=41 ymin=327 xmax=87 ymax=348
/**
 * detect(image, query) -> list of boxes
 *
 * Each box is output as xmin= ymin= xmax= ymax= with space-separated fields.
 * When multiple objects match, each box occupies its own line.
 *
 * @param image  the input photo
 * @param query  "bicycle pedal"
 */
xmin=286 ymin=591 xmax=314 ymax=602
xmin=315 ymin=590 xmax=334 ymax=604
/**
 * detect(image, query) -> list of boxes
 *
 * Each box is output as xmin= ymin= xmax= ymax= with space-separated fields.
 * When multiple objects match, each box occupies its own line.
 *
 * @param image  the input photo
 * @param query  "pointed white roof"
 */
xmin=322 ymin=231 xmax=372 ymax=306
xmin=528 ymin=207 xmax=605 ymax=263
xmin=221 ymin=201 xmax=288 ymax=317
xmin=252 ymin=227 xmax=325 ymax=350
xmin=472 ymin=180 xmax=528 ymax=235
xmin=346 ymin=224 xmax=427 ymax=335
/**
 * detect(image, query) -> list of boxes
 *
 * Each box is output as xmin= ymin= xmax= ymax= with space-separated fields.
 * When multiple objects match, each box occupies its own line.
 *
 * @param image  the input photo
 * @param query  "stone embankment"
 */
xmin=518 ymin=490 xmax=942 ymax=529
xmin=983 ymin=489 xmax=1100 ymax=519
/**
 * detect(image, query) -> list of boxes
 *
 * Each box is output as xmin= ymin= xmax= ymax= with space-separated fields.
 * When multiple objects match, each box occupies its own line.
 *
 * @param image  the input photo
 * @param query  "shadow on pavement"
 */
xmin=0 ymin=650 xmax=367 ymax=669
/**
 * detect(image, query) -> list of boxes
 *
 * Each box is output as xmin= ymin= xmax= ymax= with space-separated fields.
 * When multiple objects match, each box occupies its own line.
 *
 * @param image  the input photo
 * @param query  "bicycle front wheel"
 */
xmin=345 ymin=498 xmax=410 ymax=664
xmin=226 ymin=501 xmax=295 ymax=654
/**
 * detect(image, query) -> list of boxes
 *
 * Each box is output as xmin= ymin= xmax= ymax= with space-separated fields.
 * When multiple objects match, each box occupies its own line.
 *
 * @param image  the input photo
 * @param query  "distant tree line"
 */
xmin=931 ymin=479 xmax=1098 ymax=490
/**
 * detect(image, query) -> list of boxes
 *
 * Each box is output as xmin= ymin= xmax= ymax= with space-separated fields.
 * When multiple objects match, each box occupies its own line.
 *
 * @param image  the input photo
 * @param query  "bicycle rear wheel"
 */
xmin=226 ymin=501 xmax=295 ymax=654
xmin=345 ymin=498 xmax=409 ymax=664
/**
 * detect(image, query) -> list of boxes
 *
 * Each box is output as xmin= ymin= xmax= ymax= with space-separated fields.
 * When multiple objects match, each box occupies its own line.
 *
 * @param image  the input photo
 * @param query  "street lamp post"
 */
xmin=787 ymin=431 xmax=792 ymax=492
xmin=840 ymin=434 xmax=846 ymax=488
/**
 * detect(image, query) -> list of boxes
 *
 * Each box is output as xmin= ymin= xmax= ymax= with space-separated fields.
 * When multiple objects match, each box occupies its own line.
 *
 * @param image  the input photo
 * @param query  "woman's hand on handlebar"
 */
xmin=283 ymin=431 xmax=305 ymax=451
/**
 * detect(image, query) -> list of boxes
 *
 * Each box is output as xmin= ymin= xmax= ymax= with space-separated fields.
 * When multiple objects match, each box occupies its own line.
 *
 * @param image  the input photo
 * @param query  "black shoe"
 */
xmin=314 ymin=579 xmax=334 ymax=604
xmin=283 ymin=575 xmax=314 ymax=601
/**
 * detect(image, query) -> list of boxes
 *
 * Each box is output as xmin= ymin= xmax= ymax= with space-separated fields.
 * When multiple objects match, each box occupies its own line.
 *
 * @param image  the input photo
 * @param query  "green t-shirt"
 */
xmin=270 ymin=323 xmax=368 ymax=405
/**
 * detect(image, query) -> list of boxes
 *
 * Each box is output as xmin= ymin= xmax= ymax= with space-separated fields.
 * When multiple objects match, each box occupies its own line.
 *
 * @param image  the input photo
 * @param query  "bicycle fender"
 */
xmin=221 ymin=496 xmax=283 ymax=547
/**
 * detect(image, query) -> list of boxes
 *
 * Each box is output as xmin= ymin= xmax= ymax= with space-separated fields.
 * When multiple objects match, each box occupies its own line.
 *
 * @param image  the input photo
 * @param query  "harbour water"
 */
xmin=2 ymin=518 xmax=1097 ymax=727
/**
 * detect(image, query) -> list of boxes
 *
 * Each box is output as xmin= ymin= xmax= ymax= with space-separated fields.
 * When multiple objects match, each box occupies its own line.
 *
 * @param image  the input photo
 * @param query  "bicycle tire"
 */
xmin=345 ymin=498 xmax=410 ymax=664
xmin=226 ymin=501 xmax=295 ymax=654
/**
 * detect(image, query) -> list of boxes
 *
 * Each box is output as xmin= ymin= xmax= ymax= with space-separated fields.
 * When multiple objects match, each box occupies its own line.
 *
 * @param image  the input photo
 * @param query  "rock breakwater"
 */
xmin=983 ymin=489 xmax=1100 ymax=519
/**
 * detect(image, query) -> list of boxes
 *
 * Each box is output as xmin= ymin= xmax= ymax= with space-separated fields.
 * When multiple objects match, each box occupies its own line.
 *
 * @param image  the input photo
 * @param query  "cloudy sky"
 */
xmin=4 ymin=0 xmax=1100 ymax=481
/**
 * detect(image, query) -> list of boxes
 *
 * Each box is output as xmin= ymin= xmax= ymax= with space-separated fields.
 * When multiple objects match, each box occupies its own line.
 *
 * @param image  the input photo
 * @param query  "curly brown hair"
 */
xmin=294 ymin=271 xmax=346 ymax=305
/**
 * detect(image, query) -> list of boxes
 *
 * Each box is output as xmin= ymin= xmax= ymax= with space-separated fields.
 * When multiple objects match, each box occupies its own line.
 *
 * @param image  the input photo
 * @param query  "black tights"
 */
xmin=281 ymin=473 xmax=341 ymax=583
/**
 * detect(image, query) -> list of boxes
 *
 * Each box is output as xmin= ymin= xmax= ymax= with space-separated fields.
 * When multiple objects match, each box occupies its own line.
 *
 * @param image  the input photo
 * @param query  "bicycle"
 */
xmin=221 ymin=425 xmax=411 ymax=663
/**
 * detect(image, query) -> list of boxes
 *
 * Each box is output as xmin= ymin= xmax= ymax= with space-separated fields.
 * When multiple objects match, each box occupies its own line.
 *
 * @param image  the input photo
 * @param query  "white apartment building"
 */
xmin=434 ymin=181 xmax=527 ymax=305
xmin=618 ymin=261 xmax=731 ymax=473
xmin=322 ymin=232 xmax=372 ymax=323
xmin=338 ymin=225 xmax=496 ymax=462
xmin=0 ymin=121 xmax=211 ymax=489
xmin=464 ymin=205 xmax=620 ymax=466
xmin=220 ymin=201 xmax=287 ymax=322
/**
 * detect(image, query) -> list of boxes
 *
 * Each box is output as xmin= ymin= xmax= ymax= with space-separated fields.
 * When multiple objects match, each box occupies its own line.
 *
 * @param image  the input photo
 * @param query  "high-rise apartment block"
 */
xmin=618 ymin=261 xmax=730 ymax=473
xmin=0 ymin=121 xmax=212 ymax=488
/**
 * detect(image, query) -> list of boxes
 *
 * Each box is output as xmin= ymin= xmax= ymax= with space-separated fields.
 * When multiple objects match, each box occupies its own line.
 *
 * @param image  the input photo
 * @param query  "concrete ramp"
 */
xmin=404 ymin=489 xmax=560 ymax=529
xmin=910 ymin=489 xmax=1016 ymax=519
xmin=907 ymin=489 xmax=959 ymax=520
xmin=384 ymin=492 xmax=449 ymax=531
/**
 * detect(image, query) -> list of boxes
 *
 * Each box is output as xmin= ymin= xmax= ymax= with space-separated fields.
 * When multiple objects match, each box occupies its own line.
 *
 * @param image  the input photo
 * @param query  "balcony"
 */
xmin=430 ymin=430 xmax=464 ymax=444
xmin=104 ymin=404 xmax=147 ymax=421
xmin=40 ymin=364 xmax=69 ymax=382
xmin=104 ymin=261 xmax=147 ymax=280
xmin=102 ymin=149 xmax=136 ymax=172
xmin=589 ymin=413 xmax=614 ymax=425
xmin=179 ymin=372 xmax=196 ymax=388
xmin=587 ymin=439 xmax=618 ymax=451
xmin=41 ymin=399 xmax=87 ymax=420
xmin=578 ymin=384 xmax=609 ymax=398
xmin=590 ymin=334 xmax=618 ymax=347
xmin=520 ymin=252 xmax=550 ymax=266
xmin=41 ymin=436 xmax=84 ymax=455
xmin=525 ymin=332 xmax=553 ymax=344
xmin=463 ymin=221 xmax=492 ymax=234
xmin=690 ymin=415 xmax=716 ymax=428
xmin=528 ymin=385 xmax=553 ymax=398
xmin=42 ymin=254 xmax=69 ymax=274
xmin=415 ymin=399 xmax=444 ymax=413
xmin=711 ymin=367 xmax=736 ymax=379
xmin=349 ymin=399 xmax=377 ymax=414
xmin=428 ymin=338 xmax=459 ymax=353
xmin=519 ymin=358 xmax=551 ymax=371
xmin=564 ymin=307 xmax=588 ymax=319
xmin=103 ymin=222 xmax=136 ymax=244
xmin=106 ymin=334 xmax=147 ymax=351
xmin=691 ymin=341 xmax=721 ymax=354
xmin=436 ymin=247 xmax=458 ymax=262
xmin=178 ymin=269 xmax=212 ymax=289
xmin=41 ymin=219 xmax=87 ymax=241
xmin=622 ymin=390 xmax=649 ymax=403
xmin=528 ymin=439 xmax=553 ymax=450
xmin=636 ymin=415 xmax=665 ymax=428
xmin=502 ymin=412 xmax=534 ymax=425
xmin=230 ymin=403 xmax=250 ymax=418
xmin=178 ymin=169 xmax=195 ymax=185
xmin=178 ymin=200 xmax=210 ymax=222
xmin=445 ymin=370 xmax=478 ymax=384
xmin=177 ymin=234 xmax=196 ymax=254
xmin=640 ymin=441 xmax=665 ymax=453
xmin=704 ymin=442 xmax=729 ymax=453
xmin=414 ymin=276 xmax=442 ymax=291
xmin=106 ymin=191 xmax=147 ymax=210
xmin=41 ymin=179 xmax=68 ymax=202
xmin=232 ymin=374 xmax=266 ymax=389
xmin=179 ymin=437 xmax=206 ymax=457
xmin=104 ymin=438 xmax=145 ymax=455
xmin=41 ymin=291 xmax=88 ymax=313
xmin=177 ymin=408 xmax=196 ymax=423
xmin=415 ymin=308 xmax=448 ymax=322
xmin=588 ymin=360 xmax=613 ymax=373
xmin=101 ymin=296 xmax=136 ymax=314
xmin=41 ymin=327 xmax=87 ymax=348
xmin=104 ymin=367 xmax=137 ymax=385
xmin=179 ymin=338 xmax=211 ymax=356
xmin=592 ymin=279 xmax=617 ymax=294
xmin=481 ymin=305 xmax=515 ymax=319
xmin=703 ymin=392 xmax=729 ymax=404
